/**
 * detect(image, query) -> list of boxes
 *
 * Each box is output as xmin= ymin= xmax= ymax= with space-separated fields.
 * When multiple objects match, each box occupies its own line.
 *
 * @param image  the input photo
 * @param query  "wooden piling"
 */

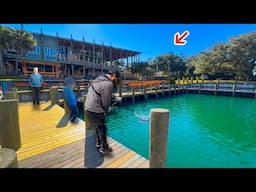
xmin=155 ymin=85 xmax=158 ymax=98
xmin=0 ymin=148 xmax=18 ymax=168
xmin=149 ymin=108 xmax=170 ymax=168
xmin=232 ymin=80 xmax=237 ymax=96
xmin=0 ymin=99 xmax=21 ymax=151
xmin=4 ymin=91 xmax=18 ymax=100
xmin=132 ymin=87 xmax=135 ymax=104
xmin=49 ymin=86 xmax=59 ymax=105
xmin=143 ymin=86 xmax=148 ymax=101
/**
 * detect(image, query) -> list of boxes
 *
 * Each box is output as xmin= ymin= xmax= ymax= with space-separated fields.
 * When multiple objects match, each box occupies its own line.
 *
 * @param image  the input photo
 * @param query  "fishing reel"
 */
xmin=108 ymin=95 xmax=122 ymax=112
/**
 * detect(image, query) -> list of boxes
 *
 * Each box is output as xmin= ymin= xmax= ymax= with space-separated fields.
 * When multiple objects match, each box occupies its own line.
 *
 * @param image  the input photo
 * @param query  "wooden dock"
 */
xmin=17 ymin=101 xmax=149 ymax=168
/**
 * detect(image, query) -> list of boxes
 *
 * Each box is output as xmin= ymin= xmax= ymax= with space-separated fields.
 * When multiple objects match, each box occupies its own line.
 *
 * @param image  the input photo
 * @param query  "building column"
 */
xmin=101 ymin=41 xmax=104 ymax=73
xmin=72 ymin=65 xmax=74 ymax=76
xmin=56 ymin=32 xmax=59 ymax=62
xmin=82 ymin=37 xmax=85 ymax=77
xmin=131 ymin=56 xmax=134 ymax=72
xmin=40 ymin=28 xmax=45 ymax=60
xmin=110 ymin=44 xmax=112 ymax=67
xmin=56 ymin=66 xmax=60 ymax=78
xmin=126 ymin=53 xmax=129 ymax=69
xmin=70 ymin=34 xmax=73 ymax=63
xmin=92 ymin=39 xmax=95 ymax=76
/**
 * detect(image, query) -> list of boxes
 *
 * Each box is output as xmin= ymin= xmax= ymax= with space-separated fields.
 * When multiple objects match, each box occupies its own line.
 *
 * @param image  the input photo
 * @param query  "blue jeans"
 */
xmin=69 ymin=105 xmax=79 ymax=122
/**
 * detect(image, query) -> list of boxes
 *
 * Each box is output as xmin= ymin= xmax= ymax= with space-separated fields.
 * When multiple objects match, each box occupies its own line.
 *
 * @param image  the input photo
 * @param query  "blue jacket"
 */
xmin=63 ymin=86 xmax=77 ymax=107
xmin=30 ymin=73 xmax=42 ymax=87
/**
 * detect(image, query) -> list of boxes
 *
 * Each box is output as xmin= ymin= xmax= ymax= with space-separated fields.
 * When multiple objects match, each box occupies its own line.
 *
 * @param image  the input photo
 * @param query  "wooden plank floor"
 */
xmin=17 ymin=101 xmax=85 ymax=161
xmin=17 ymin=101 xmax=149 ymax=168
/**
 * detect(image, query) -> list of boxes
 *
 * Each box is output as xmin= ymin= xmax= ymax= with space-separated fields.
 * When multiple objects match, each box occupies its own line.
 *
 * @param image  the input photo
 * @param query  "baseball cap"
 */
xmin=107 ymin=70 xmax=120 ymax=78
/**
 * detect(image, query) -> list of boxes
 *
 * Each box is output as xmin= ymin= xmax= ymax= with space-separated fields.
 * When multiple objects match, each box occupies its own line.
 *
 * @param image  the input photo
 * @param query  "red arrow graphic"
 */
xmin=174 ymin=30 xmax=190 ymax=46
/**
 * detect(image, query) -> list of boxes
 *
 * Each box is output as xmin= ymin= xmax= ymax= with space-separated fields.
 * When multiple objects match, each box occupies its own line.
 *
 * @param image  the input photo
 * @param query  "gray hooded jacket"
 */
xmin=85 ymin=74 xmax=113 ymax=113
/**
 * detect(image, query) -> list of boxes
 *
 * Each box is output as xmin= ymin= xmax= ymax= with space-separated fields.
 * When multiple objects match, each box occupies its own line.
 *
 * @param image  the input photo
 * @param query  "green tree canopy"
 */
xmin=0 ymin=26 xmax=36 ymax=74
xmin=188 ymin=32 xmax=256 ymax=80
xmin=153 ymin=53 xmax=187 ymax=78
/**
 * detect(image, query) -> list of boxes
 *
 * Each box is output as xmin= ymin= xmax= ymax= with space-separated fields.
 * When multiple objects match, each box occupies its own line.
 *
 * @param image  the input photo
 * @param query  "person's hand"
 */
xmin=115 ymin=96 xmax=122 ymax=102
xmin=108 ymin=106 xmax=113 ymax=112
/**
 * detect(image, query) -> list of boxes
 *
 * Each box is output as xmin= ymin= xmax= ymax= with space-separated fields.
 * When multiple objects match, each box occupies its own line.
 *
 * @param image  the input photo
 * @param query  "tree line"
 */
xmin=0 ymin=25 xmax=36 ymax=74
xmin=132 ymin=32 xmax=256 ymax=81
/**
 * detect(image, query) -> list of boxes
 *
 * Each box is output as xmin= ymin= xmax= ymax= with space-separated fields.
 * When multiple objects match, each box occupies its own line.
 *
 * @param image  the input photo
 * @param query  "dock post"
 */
xmin=155 ymin=85 xmax=158 ymax=98
xmin=232 ymin=80 xmax=237 ymax=97
xmin=168 ymin=84 xmax=171 ymax=96
xmin=132 ymin=87 xmax=135 ymax=104
xmin=0 ymin=147 xmax=18 ymax=168
xmin=149 ymin=108 xmax=170 ymax=168
xmin=118 ymin=80 xmax=122 ymax=97
xmin=4 ymin=91 xmax=18 ymax=100
xmin=77 ymin=84 xmax=81 ymax=97
xmin=49 ymin=86 xmax=59 ymax=105
xmin=118 ymin=80 xmax=123 ymax=104
xmin=174 ymin=84 xmax=176 ymax=95
xmin=143 ymin=86 xmax=148 ymax=101
xmin=161 ymin=84 xmax=165 ymax=97
xmin=0 ymin=99 xmax=21 ymax=151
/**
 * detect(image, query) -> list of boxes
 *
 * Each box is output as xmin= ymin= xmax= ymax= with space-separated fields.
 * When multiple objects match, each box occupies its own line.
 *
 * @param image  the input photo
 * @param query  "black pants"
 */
xmin=86 ymin=111 xmax=108 ymax=149
xmin=32 ymin=87 xmax=41 ymax=104
xmin=70 ymin=105 xmax=79 ymax=122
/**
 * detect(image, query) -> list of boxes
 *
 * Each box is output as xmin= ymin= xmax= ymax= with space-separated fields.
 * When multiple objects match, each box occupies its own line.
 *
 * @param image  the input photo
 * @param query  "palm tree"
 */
xmin=9 ymin=28 xmax=36 ymax=74
xmin=0 ymin=26 xmax=13 ymax=50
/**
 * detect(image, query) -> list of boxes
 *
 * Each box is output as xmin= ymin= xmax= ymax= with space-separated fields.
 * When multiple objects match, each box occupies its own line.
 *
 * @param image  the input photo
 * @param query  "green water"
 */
xmin=81 ymin=94 xmax=256 ymax=168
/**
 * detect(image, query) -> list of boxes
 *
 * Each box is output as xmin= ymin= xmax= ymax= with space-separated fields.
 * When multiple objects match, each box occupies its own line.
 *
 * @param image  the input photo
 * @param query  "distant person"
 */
xmin=63 ymin=76 xmax=79 ymax=124
xmin=29 ymin=67 xmax=43 ymax=105
xmin=84 ymin=71 xmax=122 ymax=154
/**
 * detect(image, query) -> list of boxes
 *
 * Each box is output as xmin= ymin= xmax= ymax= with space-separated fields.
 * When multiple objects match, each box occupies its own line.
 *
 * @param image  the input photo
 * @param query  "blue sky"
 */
xmin=1 ymin=24 xmax=256 ymax=61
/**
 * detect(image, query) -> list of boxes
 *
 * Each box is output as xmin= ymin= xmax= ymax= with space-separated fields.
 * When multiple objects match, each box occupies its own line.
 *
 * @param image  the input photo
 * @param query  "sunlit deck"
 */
xmin=17 ymin=101 xmax=149 ymax=168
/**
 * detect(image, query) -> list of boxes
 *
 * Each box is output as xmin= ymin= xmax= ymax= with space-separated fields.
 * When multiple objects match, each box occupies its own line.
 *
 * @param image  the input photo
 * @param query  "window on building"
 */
xmin=44 ymin=47 xmax=56 ymax=57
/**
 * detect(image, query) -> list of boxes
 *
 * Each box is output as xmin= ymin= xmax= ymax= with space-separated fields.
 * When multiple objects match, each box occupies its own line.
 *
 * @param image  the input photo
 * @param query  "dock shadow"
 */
xmin=43 ymin=104 xmax=54 ymax=111
xmin=56 ymin=114 xmax=70 ymax=128
xmin=84 ymin=131 xmax=104 ymax=168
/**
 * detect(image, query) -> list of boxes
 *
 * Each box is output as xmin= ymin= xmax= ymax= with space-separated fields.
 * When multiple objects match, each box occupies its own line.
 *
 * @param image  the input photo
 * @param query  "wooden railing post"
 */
xmin=49 ymin=86 xmax=59 ymax=105
xmin=0 ymin=147 xmax=18 ymax=168
xmin=161 ymin=84 xmax=165 ymax=97
xmin=9 ymin=87 xmax=18 ymax=92
xmin=149 ymin=108 xmax=170 ymax=168
xmin=0 ymin=99 xmax=21 ymax=151
xmin=168 ymin=84 xmax=171 ymax=96
xmin=118 ymin=80 xmax=122 ymax=97
xmin=155 ymin=85 xmax=158 ymax=98
xmin=132 ymin=87 xmax=135 ymax=104
xmin=232 ymin=80 xmax=237 ymax=96
xmin=143 ymin=86 xmax=148 ymax=101
xmin=77 ymin=84 xmax=81 ymax=97
xmin=4 ymin=91 xmax=18 ymax=100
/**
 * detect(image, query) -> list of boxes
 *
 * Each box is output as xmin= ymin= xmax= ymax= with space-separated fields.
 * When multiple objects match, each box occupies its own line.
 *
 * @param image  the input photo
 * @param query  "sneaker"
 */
xmin=99 ymin=146 xmax=113 ymax=154
xmin=71 ymin=118 xmax=79 ymax=124
xmin=96 ymin=141 xmax=100 ymax=148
